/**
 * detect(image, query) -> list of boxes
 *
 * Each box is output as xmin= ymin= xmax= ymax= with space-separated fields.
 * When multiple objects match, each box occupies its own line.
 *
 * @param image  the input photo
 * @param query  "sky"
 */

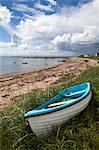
xmin=0 ymin=0 xmax=99 ymax=56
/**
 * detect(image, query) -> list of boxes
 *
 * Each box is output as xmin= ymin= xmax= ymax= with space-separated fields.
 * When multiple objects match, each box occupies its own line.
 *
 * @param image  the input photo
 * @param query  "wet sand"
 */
xmin=0 ymin=57 xmax=97 ymax=110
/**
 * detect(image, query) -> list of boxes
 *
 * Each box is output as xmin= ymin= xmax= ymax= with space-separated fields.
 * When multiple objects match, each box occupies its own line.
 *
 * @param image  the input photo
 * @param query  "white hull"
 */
xmin=27 ymin=91 xmax=92 ymax=136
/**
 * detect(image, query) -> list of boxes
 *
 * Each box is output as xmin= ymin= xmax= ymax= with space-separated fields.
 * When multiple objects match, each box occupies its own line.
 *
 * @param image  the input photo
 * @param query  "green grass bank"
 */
xmin=0 ymin=66 xmax=99 ymax=150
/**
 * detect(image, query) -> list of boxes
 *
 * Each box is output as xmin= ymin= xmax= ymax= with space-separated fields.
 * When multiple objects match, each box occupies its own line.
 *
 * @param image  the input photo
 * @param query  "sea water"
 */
xmin=0 ymin=56 xmax=64 ymax=75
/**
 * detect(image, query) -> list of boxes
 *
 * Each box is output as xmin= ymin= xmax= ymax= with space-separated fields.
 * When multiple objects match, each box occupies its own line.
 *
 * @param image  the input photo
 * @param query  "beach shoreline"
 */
xmin=0 ymin=56 xmax=65 ymax=76
xmin=0 ymin=57 xmax=98 ymax=111
xmin=0 ymin=62 xmax=63 ymax=78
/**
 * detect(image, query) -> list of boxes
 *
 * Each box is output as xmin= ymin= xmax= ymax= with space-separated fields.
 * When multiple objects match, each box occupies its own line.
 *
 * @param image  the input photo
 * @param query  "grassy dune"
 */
xmin=0 ymin=67 xmax=99 ymax=150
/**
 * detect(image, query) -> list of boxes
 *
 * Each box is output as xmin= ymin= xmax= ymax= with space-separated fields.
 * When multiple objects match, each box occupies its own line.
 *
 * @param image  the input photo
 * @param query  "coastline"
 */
xmin=0 ymin=57 xmax=97 ymax=110
xmin=0 ymin=62 xmax=63 ymax=79
xmin=0 ymin=56 xmax=65 ymax=76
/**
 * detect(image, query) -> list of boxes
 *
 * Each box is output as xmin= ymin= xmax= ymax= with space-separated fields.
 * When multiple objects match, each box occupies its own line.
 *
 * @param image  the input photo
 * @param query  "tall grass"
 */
xmin=0 ymin=67 xmax=99 ymax=150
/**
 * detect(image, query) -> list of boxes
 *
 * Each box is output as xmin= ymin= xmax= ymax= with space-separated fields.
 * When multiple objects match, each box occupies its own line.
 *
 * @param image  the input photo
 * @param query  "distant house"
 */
xmin=95 ymin=53 xmax=99 ymax=56
xmin=84 ymin=55 xmax=88 ymax=57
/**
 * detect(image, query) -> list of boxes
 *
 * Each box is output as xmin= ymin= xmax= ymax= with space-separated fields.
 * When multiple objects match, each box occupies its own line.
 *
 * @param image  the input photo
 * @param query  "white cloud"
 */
xmin=0 ymin=5 xmax=11 ymax=26
xmin=34 ymin=3 xmax=54 ymax=12
xmin=0 ymin=40 xmax=76 ymax=56
xmin=52 ymin=26 xmax=99 ymax=45
xmin=16 ymin=0 xmax=99 ymax=45
xmin=12 ymin=3 xmax=43 ymax=15
xmin=0 ymin=41 xmax=57 ymax=56
xmin=52 ymin=34 xmax=71 ymax=45
xmin=16 ymin=15 xmax=56 ymax=41
xmin=0 ymin=5 xmax=17 ymax=36
xmin=71 ymin=26 xmax=99 ymax=43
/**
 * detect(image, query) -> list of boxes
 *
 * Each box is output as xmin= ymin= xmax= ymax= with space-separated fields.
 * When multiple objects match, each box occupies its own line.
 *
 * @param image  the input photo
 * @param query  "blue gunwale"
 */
xmin=24 ymin=83 xmax=91 ymax=118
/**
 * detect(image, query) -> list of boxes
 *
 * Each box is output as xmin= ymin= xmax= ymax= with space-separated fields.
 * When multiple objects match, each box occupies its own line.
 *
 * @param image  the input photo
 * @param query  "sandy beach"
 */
xmin=0 ymin=57 xmax=98 ymax=110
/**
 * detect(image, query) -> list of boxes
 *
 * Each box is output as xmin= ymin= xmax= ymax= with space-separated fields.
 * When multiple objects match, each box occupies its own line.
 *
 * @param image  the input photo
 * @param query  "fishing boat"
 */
xmin=24 ymin=82 xmax=92 ymax=136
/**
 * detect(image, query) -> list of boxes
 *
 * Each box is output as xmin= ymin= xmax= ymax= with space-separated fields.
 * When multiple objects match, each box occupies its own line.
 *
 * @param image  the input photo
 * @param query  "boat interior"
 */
xmin=24 ymin=83 xmax=90 ymax=118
